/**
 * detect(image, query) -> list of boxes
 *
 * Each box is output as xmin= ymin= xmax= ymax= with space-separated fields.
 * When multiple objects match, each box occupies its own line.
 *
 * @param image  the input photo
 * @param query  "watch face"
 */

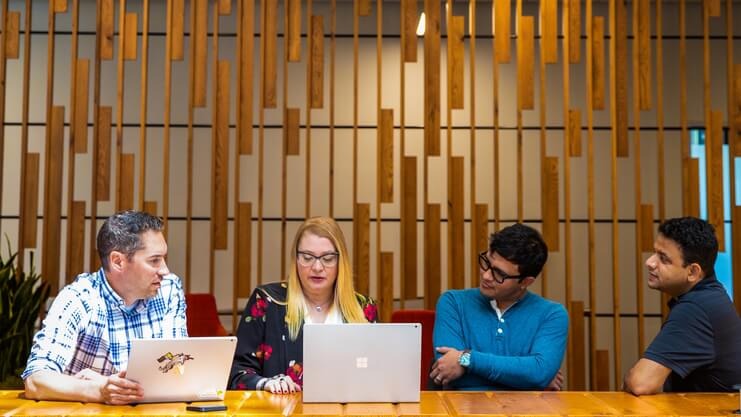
xmin=459 ymin=352 xmax=471 ymax=367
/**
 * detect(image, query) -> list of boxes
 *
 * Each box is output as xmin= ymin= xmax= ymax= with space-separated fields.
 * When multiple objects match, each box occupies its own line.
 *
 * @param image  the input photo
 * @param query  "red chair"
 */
xmin=391 ymin=309 xmax=436 ymax=390
xmin=185 ymin=293 xmax=229 ymax=337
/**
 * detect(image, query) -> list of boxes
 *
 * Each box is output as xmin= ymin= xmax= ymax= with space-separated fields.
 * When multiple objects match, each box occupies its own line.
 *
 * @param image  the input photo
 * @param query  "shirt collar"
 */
xmin=667 ymin=273 xmax=717 ymax=308
xmin=98 ymin=268 xmax=148 ymax=313
xmin=489 ymin=291 xmax=529 ymax=319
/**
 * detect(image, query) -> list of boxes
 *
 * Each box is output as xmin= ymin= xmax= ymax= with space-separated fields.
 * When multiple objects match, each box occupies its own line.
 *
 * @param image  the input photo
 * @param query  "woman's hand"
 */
xmin=263 ymin=375 xmax=301 ymax=394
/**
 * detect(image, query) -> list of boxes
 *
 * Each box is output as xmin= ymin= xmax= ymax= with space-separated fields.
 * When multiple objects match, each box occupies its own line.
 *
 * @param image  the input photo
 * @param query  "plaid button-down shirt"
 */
xmin=22 ymin=268 xmax=188 ymax=378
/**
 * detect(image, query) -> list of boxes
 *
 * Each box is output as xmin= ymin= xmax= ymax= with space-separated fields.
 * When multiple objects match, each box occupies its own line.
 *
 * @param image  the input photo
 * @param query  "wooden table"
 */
xmin=0 ymin=390 xmax=738 ymax=416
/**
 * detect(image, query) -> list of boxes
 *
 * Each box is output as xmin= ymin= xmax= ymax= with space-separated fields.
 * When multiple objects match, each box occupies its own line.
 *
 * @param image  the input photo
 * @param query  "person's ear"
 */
xmin=109 ymin=251 xmax=126 ymax=272
xmin=687 ymin=263 xmax=703 ymax=283
xmin=520 ymin=277 xmax=536 ymax=289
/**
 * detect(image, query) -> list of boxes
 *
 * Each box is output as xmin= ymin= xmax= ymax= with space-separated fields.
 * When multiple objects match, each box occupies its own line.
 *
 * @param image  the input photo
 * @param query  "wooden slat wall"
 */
xmin=8 ymin=0 xmax=740 ymax=390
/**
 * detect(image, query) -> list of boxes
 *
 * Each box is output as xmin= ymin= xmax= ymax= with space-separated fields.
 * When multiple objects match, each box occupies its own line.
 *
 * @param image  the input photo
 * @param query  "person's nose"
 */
xmin=645 ymin=254 xmax=657 ymax=270
xmin=480 ymin=267 xmax=494 ymax=282
xmin=159 ymin=260 xmax=170 ymax=276
xmin=311 ymin=258 xmax=325 ymax=272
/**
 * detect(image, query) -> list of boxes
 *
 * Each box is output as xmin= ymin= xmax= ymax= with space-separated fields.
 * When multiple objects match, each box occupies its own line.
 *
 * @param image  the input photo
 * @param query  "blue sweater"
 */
xmin=433 ymin=288 xmax=568 ymax=390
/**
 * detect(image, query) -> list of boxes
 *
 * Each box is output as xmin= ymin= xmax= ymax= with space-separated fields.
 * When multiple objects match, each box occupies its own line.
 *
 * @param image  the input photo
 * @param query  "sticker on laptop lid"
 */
xmin=156 ymin=352 xmax=194 ymax=375
xmin=197 ymin=389 xmax=225 ymax=400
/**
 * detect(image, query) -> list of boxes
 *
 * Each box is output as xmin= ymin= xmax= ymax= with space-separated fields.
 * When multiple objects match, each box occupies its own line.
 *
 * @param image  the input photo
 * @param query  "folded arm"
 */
xmin=24 ymin=369 xmax=143 ymax=404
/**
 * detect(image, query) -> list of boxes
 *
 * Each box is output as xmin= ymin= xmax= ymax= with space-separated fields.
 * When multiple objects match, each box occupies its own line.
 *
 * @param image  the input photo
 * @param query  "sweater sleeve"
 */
xmin=468 ymin=304 xmax=568 ymax=389
xmin=432 ymin=292 xmax=467 ymax=356
xmin=228 ymin=288 xmax=271 ymax=390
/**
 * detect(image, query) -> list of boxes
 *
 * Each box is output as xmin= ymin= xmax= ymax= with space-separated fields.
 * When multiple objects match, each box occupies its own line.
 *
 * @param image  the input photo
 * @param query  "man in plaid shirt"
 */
xmin=23 ymin=210 xmax=188 ymax=404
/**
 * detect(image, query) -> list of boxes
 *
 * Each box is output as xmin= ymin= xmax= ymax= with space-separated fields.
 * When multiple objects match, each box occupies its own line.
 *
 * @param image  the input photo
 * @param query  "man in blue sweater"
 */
xmin=429 ymin=223 xmax=568 ymax=390
xmin=623 ymin=217 xmax=741 ymax=395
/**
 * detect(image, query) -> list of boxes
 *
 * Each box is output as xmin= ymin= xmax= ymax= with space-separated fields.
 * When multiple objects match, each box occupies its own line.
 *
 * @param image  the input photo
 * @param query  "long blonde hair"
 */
xmin=285 ymin=217 xmax=367 ymax=340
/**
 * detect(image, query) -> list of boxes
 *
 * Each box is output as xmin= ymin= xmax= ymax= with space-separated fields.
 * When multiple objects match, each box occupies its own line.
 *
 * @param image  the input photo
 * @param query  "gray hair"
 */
xmin=97 ymin=210 xmax=164 ymax=271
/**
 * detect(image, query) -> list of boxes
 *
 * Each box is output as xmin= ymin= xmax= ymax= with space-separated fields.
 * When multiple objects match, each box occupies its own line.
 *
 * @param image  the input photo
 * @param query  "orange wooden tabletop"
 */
xmin=0 ymin=390 xmax=738 ymax=416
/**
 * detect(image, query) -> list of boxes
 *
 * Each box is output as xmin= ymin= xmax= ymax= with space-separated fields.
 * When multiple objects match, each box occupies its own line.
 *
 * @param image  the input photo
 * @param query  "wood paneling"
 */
xmin=735 ymin=64 xmax=741 ymax=155
xmin=734 ymin=206 xmax=741 ymax=315
xmin=494 ymin=0 xmax=510 ymax=63
xmin=354 ymin=203 xmax=370 ymax=296
xmin=424 ymin=203 xmax=441 ymax=310
xmin=615 ymin=0 xmax=629 ymax=157
xmin=96 ymin=106 xmax=112 ymax=201
xmin=473 ymin=203 xmax=488 ymax=266
xmin=448 ymin=157 xmax=464 ymax=290
xmin=172 ymin=0 xmax=184 ymax=60
xmin=592 ymin=16 xmax=605 ymax=110
xmin=66 ymin=201 xmax=86 ymax=283
xmin=540 ymin=0 xmax=557 ymax=64
xmin=193 ymin=0 xmax=208 ymax=107
xmin=284 ymin=108 xmax=300 ymax=155
xmin=262 ymin=0 xmax=277 ymax=108
xmin=22 ymin=153 xmax=39 ymax=248
xmin=74 ymin=59 xmax=89 ymax=153
xmin=239 ymin=0 xmax=253 ymax=154
xmin=123 ymin=13 xmax=137 ymax=61
xmin=687 ymin=157 xmax=700 ymax=217
xmin=287 ymin=0 xmax=301 ymax=62
xmin=707 ymin=0 xmax=721 ymax=17
xmin=119 ymin=154 xmax=135 ymax=210
xmin=707 ymin=110 xmax=724 ymax=251
xmin=638 ymin=0 xmax=651 ymax=110
xmin=143 ymin=200 xmax=157 ymax=216
xmin=402 ymin=0 xmax=417 ymax=63
xmin=542 ymin=156 xmax=559 ymax=251
xmin=568 ymin=109 xmax=581 ymax=157
xmin=358 ymin=0 xmax=372 ymax=16
xmin=640 ymin=204 xmax=654 ymax=252
xmin=100 ymin=0 xmax=114 ymax=60
xmin=424 ymin=0 xmax=440 ymax=156
xmin=516 ymin=16 xmax=534 ymax=110
xmin=5 ymin=11 xmax=19 ymax=59
xmin=378 ymin=109 xmax=393 ymax=203
xmin=42 ymin=106 xmax=65 ymax=293
xmin=594 ymin=349 xmax=610 ymax=390
xmin=310 ymin=15 xmax=324 ymax=109
xmin=54 ymin=0 xmax=67 ymax=13
xmin=236 ymin=202 xmax=252 ymax=298
xmin=379 ymin=252 xmax=393 ymax=323
xmin=218 ymin=0 xmax=230 ymax=15
xmin=568 ymin=0 xmax=581 ymax=63
xmin=448 ymin=15 xmax=464 ymax=110
xmin=212 ymin=60 xmax=230 ymax=250
xmin=402 ymin=157 xmax=417 ymax=300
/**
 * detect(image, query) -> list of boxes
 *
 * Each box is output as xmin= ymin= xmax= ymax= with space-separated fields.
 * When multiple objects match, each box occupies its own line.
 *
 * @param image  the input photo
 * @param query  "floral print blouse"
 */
xmin=228 ymin=282 xmax=378 ymax=390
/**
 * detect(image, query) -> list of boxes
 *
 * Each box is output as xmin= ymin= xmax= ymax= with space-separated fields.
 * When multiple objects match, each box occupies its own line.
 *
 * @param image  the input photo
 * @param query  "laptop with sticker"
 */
xmin=126 ymin=336 xmax=237 ymax=403
xmin=302 ymin=323 xmax=421 ymax=403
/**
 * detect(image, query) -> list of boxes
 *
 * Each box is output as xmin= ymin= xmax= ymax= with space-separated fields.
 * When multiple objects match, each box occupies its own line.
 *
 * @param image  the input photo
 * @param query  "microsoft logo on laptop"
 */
xmin=355 ymin=357 xmax=368 ymax=368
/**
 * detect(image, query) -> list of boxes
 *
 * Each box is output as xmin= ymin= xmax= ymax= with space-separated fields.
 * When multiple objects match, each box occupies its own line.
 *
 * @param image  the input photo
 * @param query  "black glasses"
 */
xmin=478 ymin=251 xmax=525 ymax=284
xmin=297 ymin=251 xmax=340 ymax=268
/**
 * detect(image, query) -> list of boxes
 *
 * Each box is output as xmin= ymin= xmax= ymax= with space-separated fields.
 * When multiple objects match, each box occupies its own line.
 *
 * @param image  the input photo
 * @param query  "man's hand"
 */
xmin=430 ymin=347 xmax=466 ymax=387
xmin=97 ymin=371 xmax=144 ymax=405
xmin=545 ymin=370 xmax=564 ymax=391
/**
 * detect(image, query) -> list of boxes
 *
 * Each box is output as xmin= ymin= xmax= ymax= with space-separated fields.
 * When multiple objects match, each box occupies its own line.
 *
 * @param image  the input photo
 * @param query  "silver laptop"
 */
xmin=126 ymin=337 xmax=237 ymax=403
xmin=302 ymin=323 xmax=421 ymax=403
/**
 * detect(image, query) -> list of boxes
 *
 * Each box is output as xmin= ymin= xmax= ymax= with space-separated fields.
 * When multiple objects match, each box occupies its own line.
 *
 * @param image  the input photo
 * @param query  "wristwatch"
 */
xmin=458 ymin=349 xmax=471 ymax=368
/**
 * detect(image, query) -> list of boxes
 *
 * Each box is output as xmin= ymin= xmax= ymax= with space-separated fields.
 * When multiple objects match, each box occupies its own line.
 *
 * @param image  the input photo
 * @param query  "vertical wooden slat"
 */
xmin=517 ymin=16 xmax=534 ymax=110
xmin=304 ymin=0 xmax=314 ymax=218
xmin=239 ymin=0 xmax=253 ymax=154
xmin=402 ymin=157 xmax=417 ymax=301
xmin=123 ymin=12 xmax=137 ymax=60
xmin=687 ymin=158 xmax=700 ymax=217
xmin=42 ymin=106 xmax=65 ymax=293
xmin=707 ymin=0 xmax=721 ymax=17
xmin=379 ymin=252 xmax=394 ymax=323
xmin=448 ymin=157 xmax=464 ymax=290
xmin=284 ymin=108 xmax=300 ymax=155
xmin=734 ymin=206 xmax=741 ymax=315
xmin=218 ymin=0 xmax=231 ymax=15
xmin=402 ymin=0 xmax=417 ymax=63
xmin=310 ymin=15 xmax=324 ymax=109
xmin=160 ymin=0 xmax=175 ymax=235
xmin=119 ymin=154 xmax=135 ymax=210
xmin=66 ymin=201 xmax=86 ymax=284
xmin=287 ymin=0 xmax=301 ymax=62
xmin=143 ymin=201 xmax=157 ymax=215
xmin=568 ymin=301 xmax=585 ymax=390
xmin=595 ymin=349 xmax=610 ymax=390
xmin=424 ymin=0 xmax=440 ymax=156
xmin=53 ymin=0 xmax=67 ymax=13
xmin=656 ymin=0 xmax=665 ymax=222
xmin=449 ymin=15 xmax=464 ymax=110
xmin=735 ymin=65 xmax=741 ymax=155
xmin=193 ymin=0 xmax=207 ymax=107
xmin=473 ymin=203 xmax=488 ymax=260
xmin=592 ymin=17 xmax=605 ymax=110
xmin=137 ymin=0 xmax=150 ymax=211
xmin=96 ymin=106 xmax=112 ymax=201
xmin=568 ymin=109 xmax=581 ymax=157
xmin=707 ymin=110 xmax=725 ymax=251
xmin=114 ymin=0 xmax=126 ymax=212
xmin=88 ymin=0 xmax=102 ymax=273
xmin=568 ymin=0 xmax=580 ymax=63
xmin=171 ymin=0 xmax=184 ymax=60
xmin=378 ymin=109 xmax=393 ymax=203
xmin=680 ymin=0 xmax=690 ymax=215
xmin=358 ymin=0 xmax=372 ymax=16
xmin=540 ymin=0 xmax=557 ymax=64
xmin=640 ymin=204 xmax=654 ymax=252
xmin=22 ymin=153 xmax=39 ymax=247
xmin=329 ymin=0 xmax=336 ymax=217
xmin=354 ymin=203 xmax=371 ymax=296
xmin=74 ymin=59 xmax=89 ymax=153
xmin=424 ymin=204 xmax=441 ymax=310
xmin=5 ymin=11 xmax=18 ymax=59
xmin=16 ymin=0 xmax=31 ymax=283
xmin=615 ymin=0 xmax=628 ymax=157
xmin=727 ymin=0 xmax=738 ymax=314
xmin=494 ymin=0 xmax=510 ymax=63
xmin=542 ymin=156 xmax=559 ymax=250
xmin=63 ymin=0 xmax=79 ymax=258
xmin=469 ymin=0 xmax=477 ymax=290
xmin=263 ymin=0 xmax=277 ymax=108
xmin=237 ymin=202 xmax=252 ymax=298
xmin=100 ymin=0 xmax=113 ymax=60
xmin=585 ymin=0 xmax=597 ymax=389
xmin=638 ymin=0 xmax=651 ymax=110
xmin=212 ymin=60 xmax=230 ymax=250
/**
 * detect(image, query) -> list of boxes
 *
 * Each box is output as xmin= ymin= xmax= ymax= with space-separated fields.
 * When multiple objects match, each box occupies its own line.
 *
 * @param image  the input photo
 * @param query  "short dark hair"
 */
xmin=658 ymin=217 xmax=718 ymax=277
xmin=489 ymin=223 xmax=548 ymax=278
xmin=97 ymin=210 xmax=164 ymax=271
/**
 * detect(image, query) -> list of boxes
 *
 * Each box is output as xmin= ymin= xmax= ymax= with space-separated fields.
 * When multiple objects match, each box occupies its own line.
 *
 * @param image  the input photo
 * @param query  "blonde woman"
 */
xmin=229 ymin=217 xmax=378 ymax=394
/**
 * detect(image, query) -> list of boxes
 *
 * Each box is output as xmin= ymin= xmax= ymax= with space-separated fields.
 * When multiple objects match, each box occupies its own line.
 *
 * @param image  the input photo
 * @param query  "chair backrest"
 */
xmin=390 ymin=309 xmax=436 ymax=391
xmin=185 ymin=293 xmax=229 ymax=337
